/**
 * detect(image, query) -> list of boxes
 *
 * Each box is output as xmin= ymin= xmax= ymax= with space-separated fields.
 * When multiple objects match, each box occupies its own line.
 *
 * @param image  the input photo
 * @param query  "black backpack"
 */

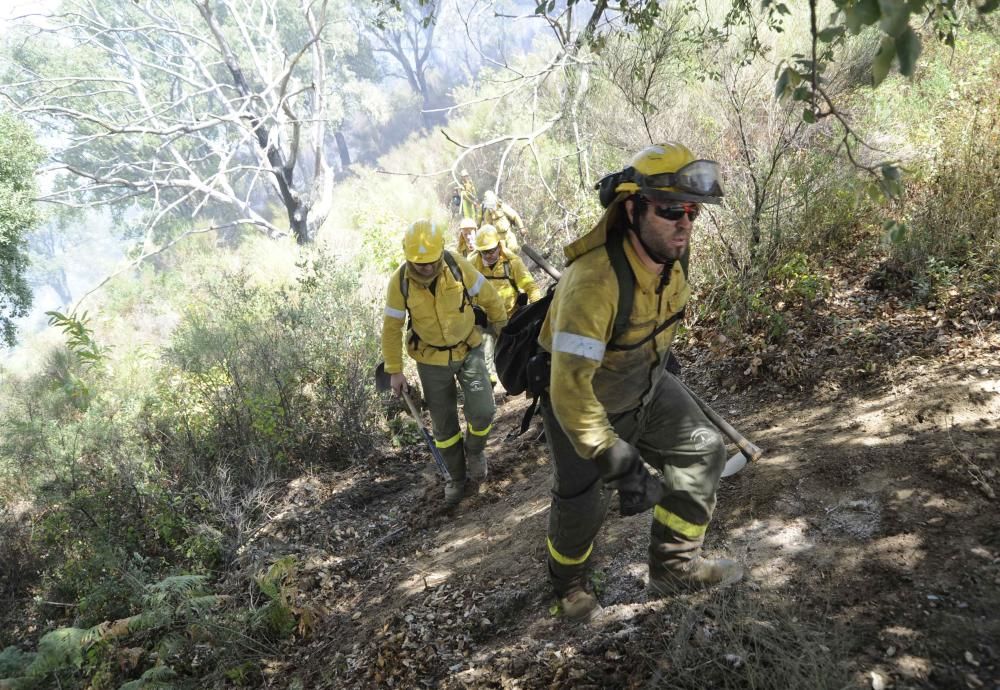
xmin=492 ymin=285 xmax=554 ymax=397
xmin=494 ymin=228 xmax=686 ymax=435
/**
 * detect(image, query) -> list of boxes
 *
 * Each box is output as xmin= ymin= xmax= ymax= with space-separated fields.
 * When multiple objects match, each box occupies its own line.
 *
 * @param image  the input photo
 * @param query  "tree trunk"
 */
xmin=335 ymin=131 xmax=351 ymax=170
xmin=51 ymin=267 xmax=72 ymax=307
xmin=288 ymin=198 xmax=310 ymax=245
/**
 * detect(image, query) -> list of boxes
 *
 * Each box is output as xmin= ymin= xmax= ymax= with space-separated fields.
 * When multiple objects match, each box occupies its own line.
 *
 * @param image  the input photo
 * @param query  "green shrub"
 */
xmin=386 ymin=413 xmax=423 ymax=449
xmin=154 ymin=252 xmax=382 ymax=481
xmin=769 ymin=252 xmax=830 ymax=305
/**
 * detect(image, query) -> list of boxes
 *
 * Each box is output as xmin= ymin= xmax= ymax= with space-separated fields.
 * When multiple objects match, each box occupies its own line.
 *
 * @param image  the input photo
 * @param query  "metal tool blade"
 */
xmin=721 ymin=451 xmax=748 ymax=478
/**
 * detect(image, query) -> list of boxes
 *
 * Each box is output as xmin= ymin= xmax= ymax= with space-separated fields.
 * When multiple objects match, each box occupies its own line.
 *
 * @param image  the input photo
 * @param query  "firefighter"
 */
xmin=456 ymin=216 xmax=478 ymax=257
xmin=480 ymin=190 xmax=523 ymax=254
xmin=537 ymin=143 xmax=742 ymax=620
xmin=381 ymin=220 xmax=508 ymax=504
xmin=459 ymin=169 xmax=478 ymax=220
xmin=470 ymin=224 xmax=543 ymax=384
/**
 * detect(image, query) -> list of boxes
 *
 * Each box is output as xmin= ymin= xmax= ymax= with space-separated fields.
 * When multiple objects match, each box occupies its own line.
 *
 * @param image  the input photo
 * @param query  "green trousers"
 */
xmin=542 ymin=372 xmax=727 ymax=595
xmin=416 ymin=345 xmax=495 ymax=483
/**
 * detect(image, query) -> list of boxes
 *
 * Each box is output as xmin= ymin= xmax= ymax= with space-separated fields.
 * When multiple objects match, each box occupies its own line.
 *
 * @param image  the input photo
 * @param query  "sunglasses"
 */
xmin=648 ymin=200 xmax=701 ymax=222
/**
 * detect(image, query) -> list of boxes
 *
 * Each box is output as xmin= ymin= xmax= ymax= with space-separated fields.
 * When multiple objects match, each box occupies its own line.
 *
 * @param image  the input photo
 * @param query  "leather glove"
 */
xmin=594 ymin=439 xmax=663 ymax=516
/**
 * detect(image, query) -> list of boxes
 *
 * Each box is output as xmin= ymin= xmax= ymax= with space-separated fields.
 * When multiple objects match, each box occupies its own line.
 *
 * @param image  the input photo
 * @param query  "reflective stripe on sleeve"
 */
xmin=435 ymin=431 xmax=462 ymax=449
xmin=547 ymin=537 xmax=593 ymax=565
xmin=552 ymin=331 xmax=606 ymax=361
xmin=468 ymin=272 xmax=485 ymax=296
xmin=468 ymin=423 xmax=493 ymax=437
xmin=653 ymin=507 xmax=708 ymax=539
xmin=384 ymin=306 xmax=406 ymax=320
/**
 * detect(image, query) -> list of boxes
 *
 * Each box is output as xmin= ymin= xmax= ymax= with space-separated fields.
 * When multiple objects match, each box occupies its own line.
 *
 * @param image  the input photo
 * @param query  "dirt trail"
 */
xmin=250 ymin=296 xmax=1000 ymax=688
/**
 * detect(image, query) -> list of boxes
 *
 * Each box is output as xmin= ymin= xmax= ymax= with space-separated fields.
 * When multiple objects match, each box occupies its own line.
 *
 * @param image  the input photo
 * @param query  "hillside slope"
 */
xmin=239 ymin=264 xmax=999 ymax=690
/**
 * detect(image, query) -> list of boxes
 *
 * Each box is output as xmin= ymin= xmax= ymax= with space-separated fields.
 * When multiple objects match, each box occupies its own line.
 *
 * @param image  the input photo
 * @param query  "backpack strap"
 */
xmin=605 ymin=228 xmax=686 ymax=352
xmin=503 ymin=260 xmax=519 ymax=293
xmin=399 ymin=262 xmax=409 ymax=302
xmin=442 ymin=250 xmax=474 ymax=313
xmin=484 ymin=259 xmax=521 ymax=294
xmin=605 ymin=226 xmax=633 ymax=345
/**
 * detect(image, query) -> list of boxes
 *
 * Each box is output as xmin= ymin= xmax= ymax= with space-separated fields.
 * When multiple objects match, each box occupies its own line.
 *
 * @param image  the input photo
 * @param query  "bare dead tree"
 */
xmin=426 ymin=0 xmax=623 ymax=206
xmin=361 ymin=0 xmax=445 ymax=128
xmin=1 ymin=0 xmax=370 ymax=246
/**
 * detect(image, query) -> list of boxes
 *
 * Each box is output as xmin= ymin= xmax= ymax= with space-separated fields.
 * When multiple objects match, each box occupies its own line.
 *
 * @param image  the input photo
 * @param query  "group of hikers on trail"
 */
xmin=380 ymin=142 xmax=743 ymax=622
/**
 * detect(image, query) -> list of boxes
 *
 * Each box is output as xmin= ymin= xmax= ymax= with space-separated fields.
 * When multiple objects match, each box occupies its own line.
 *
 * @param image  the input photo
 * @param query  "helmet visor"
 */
xmin=639 ymin=159 xmax=723 ymax=202
xmin=674 ymin=160 xmax=723 ymax=197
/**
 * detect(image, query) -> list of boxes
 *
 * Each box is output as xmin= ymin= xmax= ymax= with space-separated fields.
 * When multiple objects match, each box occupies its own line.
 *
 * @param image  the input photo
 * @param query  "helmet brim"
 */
xmin=642 ymin=187 xmax=723 ymax=205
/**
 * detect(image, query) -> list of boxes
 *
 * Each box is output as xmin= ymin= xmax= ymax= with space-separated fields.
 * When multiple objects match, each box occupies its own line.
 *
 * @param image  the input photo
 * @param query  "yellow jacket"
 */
xmin=538 ymin=202 xmax=689 ymax=459
xmin=382 ymin=252 xmax=507 ymax=373
xmin=470 ymin=250 xmax=543 ymax=318
xmin=481 ymin=202 xmax=522 ymax=252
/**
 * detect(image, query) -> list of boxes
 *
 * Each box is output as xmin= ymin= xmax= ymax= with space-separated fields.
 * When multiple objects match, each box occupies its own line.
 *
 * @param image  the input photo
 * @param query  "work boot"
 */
xmin=444 ymin=479 xmax=465 ymax=506
xmin=549 ymin=556 xmax=601 ymax=622
xmin=648 ymin=556 xmax=743 ymax=596
xmin=649 ymin=522 xmax=743 ymax=595
xmin=559 ymin=585 xmax=602 ymax=622
xmin=467 ymin=451 xmax=488 ymax=482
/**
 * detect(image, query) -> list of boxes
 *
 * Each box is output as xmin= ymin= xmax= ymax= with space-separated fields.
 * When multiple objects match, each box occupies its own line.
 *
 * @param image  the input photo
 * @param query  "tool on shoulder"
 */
xmin=374 ymin=362 xmax=452 ymax=481
xmin=520 ymin=243 xmax=562 ymax=282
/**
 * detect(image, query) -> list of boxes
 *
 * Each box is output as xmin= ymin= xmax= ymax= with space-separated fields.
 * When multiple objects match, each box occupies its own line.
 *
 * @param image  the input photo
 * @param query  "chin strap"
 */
xmin=628 ymin=197 xmax=676 ymax=293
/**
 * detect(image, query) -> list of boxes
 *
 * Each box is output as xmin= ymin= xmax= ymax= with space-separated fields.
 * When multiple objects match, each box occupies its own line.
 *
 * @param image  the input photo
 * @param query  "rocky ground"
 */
xmin=240 ymin=263 xmax=999 ymax=689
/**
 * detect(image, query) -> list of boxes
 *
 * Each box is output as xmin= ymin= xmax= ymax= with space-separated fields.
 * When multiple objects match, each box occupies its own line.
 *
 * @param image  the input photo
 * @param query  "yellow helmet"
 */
xmin=459 ymin=217 xmax=478 ymax=230
xmin=474 ymin=225 xmax=500 ymax=252
xmin=402 ymin=219 xmax=445 ymax=263
xmin=597 ymin=142 xmax=724 ymax=206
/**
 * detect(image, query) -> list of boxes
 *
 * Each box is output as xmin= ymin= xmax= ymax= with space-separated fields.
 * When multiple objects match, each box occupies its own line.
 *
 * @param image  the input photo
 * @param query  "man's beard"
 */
xmin=635 ymin=221 xmax=684 ymax=264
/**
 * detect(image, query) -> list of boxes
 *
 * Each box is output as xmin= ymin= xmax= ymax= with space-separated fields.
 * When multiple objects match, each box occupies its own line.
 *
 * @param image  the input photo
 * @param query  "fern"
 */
xmin=153 ymin=633 xmax=186 ymax=661
xmin=252 ymin=556 xmax=301 ymax=639
xmin=0 ymin=573 xmax=222 ymax=686
xmin=117 ymin=664 xmax=178 ymax=689
xmin=178 ymin=594 xmax=226 ymax=617
xmin=98 ymin=610 xmax=172 ymax=642
xmin=146 ymin=574 xmax=207 ymax=601
xmin=256 ymin=556 xmax=296 ymax=601
xmin=24 ymin=627 xmax=91 ymax=675
xmin=0 ymin=645 xmax=34 ymax=678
